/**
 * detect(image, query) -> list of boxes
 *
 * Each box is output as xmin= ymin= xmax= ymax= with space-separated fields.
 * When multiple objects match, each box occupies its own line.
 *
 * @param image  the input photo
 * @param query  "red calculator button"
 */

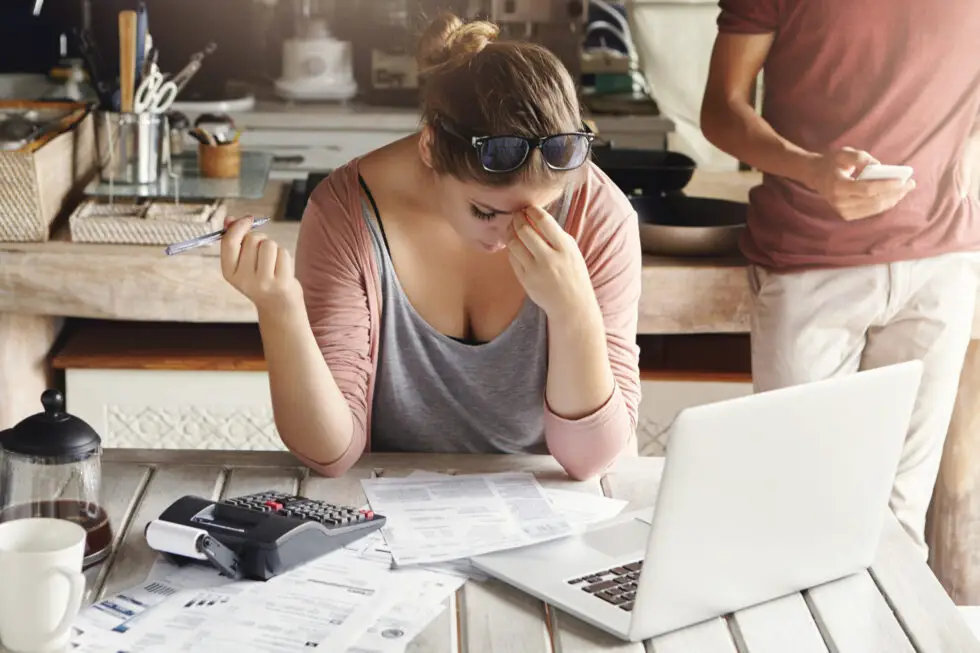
xmin=265 ymin=501 xmax=284 ymax=511
xmin=360 ymin=509 xmax=374 ymax=518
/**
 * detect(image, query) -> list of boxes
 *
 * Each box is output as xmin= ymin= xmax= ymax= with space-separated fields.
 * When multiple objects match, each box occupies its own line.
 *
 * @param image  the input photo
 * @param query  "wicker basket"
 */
xmin=0 ymin=105 xmax=96 ymax=242
xmin=68 ymin=198 xmax=227 ymax=245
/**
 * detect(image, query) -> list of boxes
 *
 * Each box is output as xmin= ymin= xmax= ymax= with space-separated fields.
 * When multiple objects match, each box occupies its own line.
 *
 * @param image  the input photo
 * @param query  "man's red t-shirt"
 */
xmin=718 ymin=0 xmax=980 ymax=270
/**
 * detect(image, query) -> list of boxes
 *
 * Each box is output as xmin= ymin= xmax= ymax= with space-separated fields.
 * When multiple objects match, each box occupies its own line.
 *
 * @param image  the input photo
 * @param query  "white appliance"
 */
xmin=471 ymin=361 xmax=923 ymax=641
xmin=274 ymin=1 xmax=356 ymax=102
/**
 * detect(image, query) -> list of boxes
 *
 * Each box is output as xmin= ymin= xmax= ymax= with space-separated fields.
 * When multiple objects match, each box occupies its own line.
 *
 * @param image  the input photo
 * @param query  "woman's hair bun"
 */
xmin=416 ymin=12 xmax=499 ymax=73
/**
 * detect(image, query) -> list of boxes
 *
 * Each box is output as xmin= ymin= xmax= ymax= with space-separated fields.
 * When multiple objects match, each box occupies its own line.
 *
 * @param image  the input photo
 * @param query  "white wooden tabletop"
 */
xmin=72 ymin=450 xmax=980 ymax=653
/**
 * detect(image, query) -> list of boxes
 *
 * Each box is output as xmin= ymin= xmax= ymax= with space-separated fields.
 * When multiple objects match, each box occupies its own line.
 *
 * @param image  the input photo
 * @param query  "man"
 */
xmin=700 ymin=0 xmax=980 ymax=558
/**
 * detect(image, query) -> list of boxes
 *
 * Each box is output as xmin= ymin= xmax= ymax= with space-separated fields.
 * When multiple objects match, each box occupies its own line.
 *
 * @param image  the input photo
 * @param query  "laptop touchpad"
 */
xmin=582 ymin=519 xmax=650 ymax=558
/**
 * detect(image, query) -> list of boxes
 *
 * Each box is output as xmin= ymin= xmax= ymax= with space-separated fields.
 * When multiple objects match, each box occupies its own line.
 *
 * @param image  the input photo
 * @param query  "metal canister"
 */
xmin=94 ymin=111 xmax=165 ymax=184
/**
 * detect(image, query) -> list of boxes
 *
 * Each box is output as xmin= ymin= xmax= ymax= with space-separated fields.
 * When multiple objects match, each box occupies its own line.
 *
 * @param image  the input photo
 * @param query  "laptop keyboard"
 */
xmin=566 ymin=560 xmax=642 ymax=611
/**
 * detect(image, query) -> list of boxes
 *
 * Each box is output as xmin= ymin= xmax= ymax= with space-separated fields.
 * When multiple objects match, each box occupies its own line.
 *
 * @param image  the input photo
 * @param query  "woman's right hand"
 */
xmin=220 ymin=216 xmax=303 ymax=314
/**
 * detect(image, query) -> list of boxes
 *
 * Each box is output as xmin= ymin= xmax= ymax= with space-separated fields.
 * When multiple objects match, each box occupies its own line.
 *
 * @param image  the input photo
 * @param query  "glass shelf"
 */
xmin=84 ymin=151 xmax=273 ymax=201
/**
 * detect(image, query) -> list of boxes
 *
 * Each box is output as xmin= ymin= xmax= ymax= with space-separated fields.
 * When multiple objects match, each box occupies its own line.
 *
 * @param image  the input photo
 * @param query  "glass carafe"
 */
xmin=0 ymin=390 xmax=111 ymax=568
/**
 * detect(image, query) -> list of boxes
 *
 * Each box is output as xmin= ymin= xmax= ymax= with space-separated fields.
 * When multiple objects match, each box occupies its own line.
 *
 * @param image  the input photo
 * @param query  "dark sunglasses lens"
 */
xmin=481 ymin=137 xmax=529 ymax=172
xmin=541 ymin=134 xmax=591 ymax=170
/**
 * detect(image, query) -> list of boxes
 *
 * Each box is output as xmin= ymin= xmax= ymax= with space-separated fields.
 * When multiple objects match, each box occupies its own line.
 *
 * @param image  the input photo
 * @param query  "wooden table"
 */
xmin=68 ymin=450 xmax=980 ymax=653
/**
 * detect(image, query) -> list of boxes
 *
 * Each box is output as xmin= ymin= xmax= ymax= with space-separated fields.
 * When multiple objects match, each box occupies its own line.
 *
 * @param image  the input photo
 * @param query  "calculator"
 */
xmin=223 ymin=490 xmax=380 ymax=527
xmin=151 ymin=490 xmax=386 ymax=580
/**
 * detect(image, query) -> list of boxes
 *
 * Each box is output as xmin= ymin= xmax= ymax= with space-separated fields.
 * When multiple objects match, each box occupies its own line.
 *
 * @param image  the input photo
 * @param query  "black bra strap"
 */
xmin=358 ymin=173 xmax=391 ymax=255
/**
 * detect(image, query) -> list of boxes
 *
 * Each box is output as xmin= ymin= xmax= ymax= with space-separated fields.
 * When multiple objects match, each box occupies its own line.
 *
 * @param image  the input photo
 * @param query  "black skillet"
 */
xmin=589 ymin=141 xmax=748 ymax=256
xmin=629 ymin=194 xmax=747 ymax=228
xmin=628 ymin=194 xmax=748 ymax=257
xmin=591 ymin=142 xmax=697 ymax=196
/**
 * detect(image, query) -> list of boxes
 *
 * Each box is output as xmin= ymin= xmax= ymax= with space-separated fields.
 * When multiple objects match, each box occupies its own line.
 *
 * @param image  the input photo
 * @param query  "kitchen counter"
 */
xmin=187 ymin=98 xmax=675 ymax=136
xmin=64 ymin=450 xmax=976 ymax=653
xmin=0 ymin=170 xmax=756 ymax=332
xmin=1 ymin=168 xmax=979 ymax=606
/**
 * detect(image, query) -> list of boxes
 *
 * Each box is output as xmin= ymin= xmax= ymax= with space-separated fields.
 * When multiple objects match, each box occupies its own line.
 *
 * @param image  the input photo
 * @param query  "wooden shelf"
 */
xmin=638 ymin=334 xmax=752 ymax=383
xmin=51 ymin=321 xmax=752 ymax=383
xmin=51 ymin=319 xmax=265 ymax=372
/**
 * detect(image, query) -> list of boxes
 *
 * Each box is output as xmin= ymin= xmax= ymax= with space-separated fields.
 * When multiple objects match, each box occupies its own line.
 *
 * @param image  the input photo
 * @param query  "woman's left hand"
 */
xmin=507 ymin=206 xmax=599 ymax=321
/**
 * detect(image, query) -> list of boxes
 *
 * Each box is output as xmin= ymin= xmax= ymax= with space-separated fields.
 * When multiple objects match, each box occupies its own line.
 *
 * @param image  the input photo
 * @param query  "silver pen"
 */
xmin=164 ymin=217 xmax=271 ymax=256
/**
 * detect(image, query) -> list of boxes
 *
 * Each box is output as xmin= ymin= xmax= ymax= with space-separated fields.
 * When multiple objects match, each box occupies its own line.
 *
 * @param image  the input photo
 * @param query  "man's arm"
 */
xmin=699 ymin=32 xmax=820 ymax=186
xmin=700 ymin=30 xmax=914 ymax=220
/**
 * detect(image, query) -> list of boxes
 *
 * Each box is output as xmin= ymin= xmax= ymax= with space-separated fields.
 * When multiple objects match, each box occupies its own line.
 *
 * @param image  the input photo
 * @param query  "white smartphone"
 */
xmin=856 ymin=163 xmax=914 ymax=183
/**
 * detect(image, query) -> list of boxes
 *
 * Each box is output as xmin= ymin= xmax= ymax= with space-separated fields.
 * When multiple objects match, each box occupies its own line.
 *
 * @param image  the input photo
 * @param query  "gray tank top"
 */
xmin=361 ymin=177 xmax=571 ymax=454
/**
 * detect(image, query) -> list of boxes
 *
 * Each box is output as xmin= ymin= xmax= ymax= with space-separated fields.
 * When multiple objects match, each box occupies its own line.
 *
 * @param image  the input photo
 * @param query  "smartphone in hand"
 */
xmin=856 ymin=163 xmax=914 ymax=184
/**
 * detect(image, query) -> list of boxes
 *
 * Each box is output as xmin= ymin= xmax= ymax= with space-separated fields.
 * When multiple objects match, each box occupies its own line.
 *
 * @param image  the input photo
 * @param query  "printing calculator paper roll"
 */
xmin=145 ymin=520 xmax=209 ymax=561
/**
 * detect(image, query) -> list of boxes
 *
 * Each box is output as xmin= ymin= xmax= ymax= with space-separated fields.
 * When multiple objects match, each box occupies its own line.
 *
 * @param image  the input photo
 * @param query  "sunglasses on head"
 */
xmin=438 ymin=119 xmax=595 ymax=174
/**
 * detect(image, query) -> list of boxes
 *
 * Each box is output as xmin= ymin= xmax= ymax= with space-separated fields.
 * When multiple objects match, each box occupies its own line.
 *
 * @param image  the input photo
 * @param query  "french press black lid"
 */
xmin=0 ymin=389 xmax=102 ymax=463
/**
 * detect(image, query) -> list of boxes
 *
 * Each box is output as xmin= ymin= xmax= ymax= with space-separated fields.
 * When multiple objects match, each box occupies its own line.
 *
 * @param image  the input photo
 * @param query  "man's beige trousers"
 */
xmin=749 ymin=252 xmax=980 ymax=558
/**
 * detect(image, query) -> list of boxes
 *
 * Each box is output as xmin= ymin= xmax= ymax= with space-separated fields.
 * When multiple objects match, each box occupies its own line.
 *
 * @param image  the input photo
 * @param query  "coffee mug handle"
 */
xmin=47 ymin=566 xmax=86 ymax=641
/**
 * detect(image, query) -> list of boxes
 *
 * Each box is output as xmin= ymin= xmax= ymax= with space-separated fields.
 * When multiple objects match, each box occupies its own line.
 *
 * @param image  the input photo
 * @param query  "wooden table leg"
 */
xmin=927 ymin=338 xmax=980 ymax=604
xmin=0 ymin=313 xmax=63 ymax=429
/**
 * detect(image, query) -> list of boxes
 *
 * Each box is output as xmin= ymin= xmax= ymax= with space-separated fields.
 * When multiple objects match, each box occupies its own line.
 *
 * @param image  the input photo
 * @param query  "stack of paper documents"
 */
xmin=74 ymin=555 xmax=388 ymax=652
xmin=401 ymin=470 xmax=629 ymax=529
xmin=71 ymin=535 xmax=464 ymax=653
xmin=361 ymin=471 xmax=628 ymax=568
xmin=70 ymin=470 xmax=627 ymax=653
xmin=361 ymin=472 xmax=577 ymax=566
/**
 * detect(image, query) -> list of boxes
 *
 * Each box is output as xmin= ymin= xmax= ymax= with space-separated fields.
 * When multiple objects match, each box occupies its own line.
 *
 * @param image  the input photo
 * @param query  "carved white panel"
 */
xmin=635 ymin=379 xmax=754 ymax=457
xmin=65 ymin=369 xmax=751 ymax=455
xmin=637 ymin=414 xmax=671 ymax=457
xmin=105 ymin=405 xmax=284 ymax=451
xmin=64 ymin=368 xmax=286 ymax=451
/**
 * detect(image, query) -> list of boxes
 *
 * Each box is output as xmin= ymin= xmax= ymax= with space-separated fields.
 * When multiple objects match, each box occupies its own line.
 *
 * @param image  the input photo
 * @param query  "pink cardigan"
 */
xmin=291 ymin=157 xmax=642 ymax=478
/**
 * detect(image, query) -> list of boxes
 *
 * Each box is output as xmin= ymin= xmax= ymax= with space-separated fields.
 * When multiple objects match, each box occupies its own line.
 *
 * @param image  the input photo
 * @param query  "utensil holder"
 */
xmin=0 ymin=104 xmax=95 ymax=242
xmin=95 ymin=111 xmax=165 ymax=185
xmin=198 ymin=141 xmax=241 ymax=179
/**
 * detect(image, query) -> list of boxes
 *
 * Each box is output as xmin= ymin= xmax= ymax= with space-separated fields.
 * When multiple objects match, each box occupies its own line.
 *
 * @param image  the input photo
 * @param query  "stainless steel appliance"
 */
xmin=336 ymin=0 xmax=462 ymax=106
xmin=487 ymin=0 xmax=589 ymax=83
xmin=335 ymin=0 xmax=588 ymax=106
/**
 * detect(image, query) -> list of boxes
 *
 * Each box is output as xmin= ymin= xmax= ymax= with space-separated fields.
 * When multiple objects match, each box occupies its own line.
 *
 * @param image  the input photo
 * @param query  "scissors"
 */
xmin=134 ymin=65 xmax=177 ymax=114
xmin=170 ymin=42 xmax=217 ymax=94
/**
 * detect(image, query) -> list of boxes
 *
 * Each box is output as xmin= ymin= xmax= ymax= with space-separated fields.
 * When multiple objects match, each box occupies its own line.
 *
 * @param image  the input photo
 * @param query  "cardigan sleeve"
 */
xmin=290 ymin=173 xmax=374 ymax=476
xmin=543 ymin=168 xmax=643 ymax=479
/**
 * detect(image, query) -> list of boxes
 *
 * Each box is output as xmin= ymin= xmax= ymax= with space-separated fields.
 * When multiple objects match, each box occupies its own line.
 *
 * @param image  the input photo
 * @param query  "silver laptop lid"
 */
xmin=630 ymin=361 xmax=922 ymax=640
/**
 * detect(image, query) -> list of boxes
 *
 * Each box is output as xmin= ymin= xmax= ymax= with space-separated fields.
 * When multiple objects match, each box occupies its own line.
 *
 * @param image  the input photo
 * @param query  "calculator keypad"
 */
xmin=222 ymin=491 xmax=378 ymax=528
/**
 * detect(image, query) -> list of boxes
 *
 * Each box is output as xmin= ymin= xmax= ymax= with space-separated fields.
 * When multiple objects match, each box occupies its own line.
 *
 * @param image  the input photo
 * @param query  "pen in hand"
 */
xmin=164 ymin=216 xmax=271 ymax=256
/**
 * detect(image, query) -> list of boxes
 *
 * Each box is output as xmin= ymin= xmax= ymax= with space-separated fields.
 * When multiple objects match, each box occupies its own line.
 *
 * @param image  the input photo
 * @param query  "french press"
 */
xmin=0 ymin=389 xmax=112 ymax=568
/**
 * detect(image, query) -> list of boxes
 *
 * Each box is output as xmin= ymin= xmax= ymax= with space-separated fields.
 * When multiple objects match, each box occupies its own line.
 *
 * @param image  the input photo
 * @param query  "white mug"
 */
xmin=0 ymin=518 xmax=87 ymax=653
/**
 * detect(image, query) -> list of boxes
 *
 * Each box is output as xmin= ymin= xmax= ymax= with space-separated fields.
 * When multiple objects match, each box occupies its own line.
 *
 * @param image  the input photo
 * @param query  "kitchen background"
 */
xmin=1 ymin=0 xmax=739 ymax=170
xmin=0 ymin=0 xmax=753 ymax=457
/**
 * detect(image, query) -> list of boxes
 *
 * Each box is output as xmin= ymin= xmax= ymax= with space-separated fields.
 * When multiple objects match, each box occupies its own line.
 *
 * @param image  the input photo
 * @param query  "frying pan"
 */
xmin=631 ymin=195 xmax=747 ymax=257
xmin=592 ymin=144 xmax=696 ymax=196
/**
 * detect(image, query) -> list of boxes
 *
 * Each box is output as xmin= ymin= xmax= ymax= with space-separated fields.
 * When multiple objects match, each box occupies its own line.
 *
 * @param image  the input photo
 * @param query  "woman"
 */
xmin=220 ymin=12 xmax=642 ymax=480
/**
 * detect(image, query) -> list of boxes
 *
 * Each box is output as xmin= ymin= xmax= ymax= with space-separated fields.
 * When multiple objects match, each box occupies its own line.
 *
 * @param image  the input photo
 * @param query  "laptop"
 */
xmin=470 ymin=361 xmax=923 ymax=641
